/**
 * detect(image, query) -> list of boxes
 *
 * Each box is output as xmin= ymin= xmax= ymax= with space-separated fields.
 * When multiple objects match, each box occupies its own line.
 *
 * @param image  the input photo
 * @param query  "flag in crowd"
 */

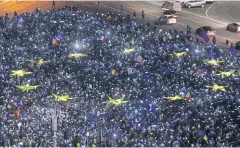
xmin=200 ymin=29 xmax=209 ymax=43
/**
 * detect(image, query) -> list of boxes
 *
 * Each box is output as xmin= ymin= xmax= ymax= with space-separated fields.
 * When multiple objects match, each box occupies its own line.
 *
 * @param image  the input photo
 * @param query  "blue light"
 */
xmin=134 ymin=110 xmax=138 ymax=114
xmin=18 ymin=18 xmax=23 ymax=23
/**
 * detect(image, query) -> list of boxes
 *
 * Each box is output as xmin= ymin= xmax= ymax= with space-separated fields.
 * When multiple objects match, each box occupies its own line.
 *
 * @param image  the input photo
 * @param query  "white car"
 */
xmin=159 ymin=15 xmax=177 ymax=25
xmin=176 ymin=0 xmax=191 ymax=6
xmin=184 ymin=0 xmax=206 ymax=8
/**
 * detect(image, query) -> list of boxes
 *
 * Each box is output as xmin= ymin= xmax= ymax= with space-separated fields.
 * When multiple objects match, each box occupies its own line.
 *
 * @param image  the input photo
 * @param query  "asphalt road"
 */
xmin=206 ymin=1 xmax=240 ymax=23
xmin=0 ymin=1 xmax=239 ymax=48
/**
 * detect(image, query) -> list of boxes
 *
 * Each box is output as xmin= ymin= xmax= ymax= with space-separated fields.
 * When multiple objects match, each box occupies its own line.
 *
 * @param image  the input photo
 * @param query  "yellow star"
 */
xmin=122 ymin=47 xmax=136 ymax=54
xmin=205 ymin=84 xmax=227 ymax=92
xmin=163 ymin=95 xmax=186 ymax=101
xmin=52 ymin=94 xmax=73 ymax=101
xmin=103 ymin=96 xmax=128 ymax=105
xmin=216 ymin=70 xmax=235 ymax=77
xmin=11 ymin=69 xmax=32 ymax=77
xmin=68 ymin=53 xmax=88 ymax=59
xmin=203 ymin=59 xmax=224 ymax=66
xmin=17 ymin=85 xmax=40 ymax=92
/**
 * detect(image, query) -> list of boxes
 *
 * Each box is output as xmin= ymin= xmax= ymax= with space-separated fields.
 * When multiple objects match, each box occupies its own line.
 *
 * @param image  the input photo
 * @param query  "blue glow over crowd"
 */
xmin=0 ymin=5 xmax=240 ymax=147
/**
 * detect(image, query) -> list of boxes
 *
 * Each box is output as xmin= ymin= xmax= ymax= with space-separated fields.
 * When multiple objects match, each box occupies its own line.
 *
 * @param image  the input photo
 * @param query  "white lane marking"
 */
xmin=99 ymin=2 xmax=229 ymax=48
xmin=177 ymin=22 xmax=185 ymax=25
xmin=179 ymin=16 xmax=202 ymax=24
xmin=205 ymin=1 xmax=224 ymax=24
xmin=181 ymin=9 xmax=227 ymax=26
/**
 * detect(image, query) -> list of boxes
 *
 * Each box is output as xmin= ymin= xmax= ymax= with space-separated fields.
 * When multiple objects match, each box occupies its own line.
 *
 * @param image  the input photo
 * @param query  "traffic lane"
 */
xmin=130 ymin=1 xmax=163 ymax=12
xmin=121 ymin=1 xmax=162 ymax=15
xmin=207 ymin=1 xmax=240 ymax=23
xmin=181 ymin=6 xmax=209 ymax=15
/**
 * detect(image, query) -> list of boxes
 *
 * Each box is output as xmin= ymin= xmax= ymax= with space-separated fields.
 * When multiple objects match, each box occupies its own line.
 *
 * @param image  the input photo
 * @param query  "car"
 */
xmin=161 ymin=1 xmax=182 ymax=12
xmin=159 ymin=15 xmax=177 ymax=25
xmin=176 ymin=0 xmax=191 ymax=7
xmin=162 ymin=10 xmax=179 ymax=17
xmin=236 ymin=41 xmax=240 ymax=50
xmin=226 ymin=23 xmax=240 ymax=32
xmin=184 ymin=0 xmax=206 ymax=8
xmin=196 ymin=26 xmax=216 ymax=36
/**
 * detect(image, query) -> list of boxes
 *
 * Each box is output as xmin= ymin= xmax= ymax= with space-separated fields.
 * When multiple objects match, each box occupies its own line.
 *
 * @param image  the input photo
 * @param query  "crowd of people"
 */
xmin=0 ymin=5 xmax=240 ymax=147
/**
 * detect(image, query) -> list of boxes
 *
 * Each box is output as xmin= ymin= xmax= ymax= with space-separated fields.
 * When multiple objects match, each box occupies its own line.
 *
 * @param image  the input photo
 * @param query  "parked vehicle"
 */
xmin=184 ymin=0 xmax=206 ymax=8
xmin=161 ymin=1 xmax=182 ymax=12
xmin=196 ymin=26 xmax=216 ymax=36
xmin=226 ymin=23 xmax=240 ymax=32
xmin=176 ymin=0 xmax=191 ymax=6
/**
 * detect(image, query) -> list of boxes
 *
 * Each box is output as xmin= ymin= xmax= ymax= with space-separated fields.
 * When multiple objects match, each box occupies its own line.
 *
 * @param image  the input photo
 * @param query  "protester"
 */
xmin=0 ymin=5 xmax=240 ymax=147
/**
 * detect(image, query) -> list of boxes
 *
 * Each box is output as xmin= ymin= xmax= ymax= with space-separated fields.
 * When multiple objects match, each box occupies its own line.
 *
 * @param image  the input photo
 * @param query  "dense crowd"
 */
xmin=0 ymin=5 xmax=240 ymax=147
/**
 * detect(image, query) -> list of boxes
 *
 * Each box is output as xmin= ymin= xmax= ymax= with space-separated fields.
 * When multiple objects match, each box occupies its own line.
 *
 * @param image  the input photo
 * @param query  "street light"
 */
xmin=46 ymin=102 xmax=68 ymax=147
